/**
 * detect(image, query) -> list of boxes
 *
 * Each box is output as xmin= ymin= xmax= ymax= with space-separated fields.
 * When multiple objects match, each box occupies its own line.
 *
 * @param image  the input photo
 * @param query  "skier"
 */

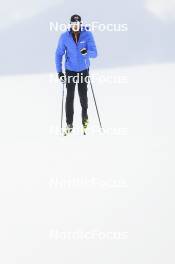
xmin=55 ymin=14 xmax=98 ymax=135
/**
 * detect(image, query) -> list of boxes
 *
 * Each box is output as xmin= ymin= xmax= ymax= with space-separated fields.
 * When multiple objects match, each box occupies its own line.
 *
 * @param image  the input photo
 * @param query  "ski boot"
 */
xmin=82 ymin=118 xmax=89 ymax=135
xmin=64 ymin=124 xmax=73 ymax=136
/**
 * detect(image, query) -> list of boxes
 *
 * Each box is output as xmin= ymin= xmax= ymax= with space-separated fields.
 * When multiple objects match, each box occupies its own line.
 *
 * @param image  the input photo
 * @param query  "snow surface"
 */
xmin=0 ymin=64 xmax=174 ymax=264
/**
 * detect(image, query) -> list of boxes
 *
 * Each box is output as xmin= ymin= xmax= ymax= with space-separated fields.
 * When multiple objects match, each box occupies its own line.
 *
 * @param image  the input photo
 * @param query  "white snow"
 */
xmin=0 ymin=64 xmax=174 ymax=264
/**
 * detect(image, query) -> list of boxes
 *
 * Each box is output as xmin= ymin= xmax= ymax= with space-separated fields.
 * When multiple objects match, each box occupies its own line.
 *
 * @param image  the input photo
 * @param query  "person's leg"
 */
xmin=77 ymin=69 xmax=89 ymax=124
xmin=65 ymin=70 xmax=77 ymax=126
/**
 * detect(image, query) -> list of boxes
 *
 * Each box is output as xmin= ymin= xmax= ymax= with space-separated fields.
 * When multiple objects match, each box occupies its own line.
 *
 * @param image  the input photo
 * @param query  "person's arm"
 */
xmin=55 ymin=34 xmax=66 ymax=73
xmin=86 ymin=31 xmax=98 ymax=58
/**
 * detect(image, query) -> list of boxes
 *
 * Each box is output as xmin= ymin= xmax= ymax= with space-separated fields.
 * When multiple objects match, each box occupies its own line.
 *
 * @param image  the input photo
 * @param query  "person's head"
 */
xmin=70 ymin=14 xmax=81 ymax=32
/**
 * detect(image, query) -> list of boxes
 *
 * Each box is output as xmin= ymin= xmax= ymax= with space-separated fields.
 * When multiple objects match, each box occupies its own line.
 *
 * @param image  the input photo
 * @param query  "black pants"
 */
xmin=65 ymin=69 xmax=89 ymax=125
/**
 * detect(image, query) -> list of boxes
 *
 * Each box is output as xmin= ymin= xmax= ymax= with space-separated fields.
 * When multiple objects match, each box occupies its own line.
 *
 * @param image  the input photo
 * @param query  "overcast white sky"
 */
xmin=0 ymin=0 xmax=63 ymax=29
xmin=0 ymin=0 xmax=175 ymax=30
xmin=145 ymin=0 xmax=175 ymax=20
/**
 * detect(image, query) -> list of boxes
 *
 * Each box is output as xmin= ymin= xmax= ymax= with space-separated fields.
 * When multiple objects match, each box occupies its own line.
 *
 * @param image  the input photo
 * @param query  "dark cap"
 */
xmin=70 ymin=14 xmax=81 ymax=23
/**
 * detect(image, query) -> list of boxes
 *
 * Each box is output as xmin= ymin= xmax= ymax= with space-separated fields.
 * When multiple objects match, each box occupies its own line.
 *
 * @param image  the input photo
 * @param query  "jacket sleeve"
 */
xmin=55 ymin=34 xmax=66 ymax=73
xmin=86 ymin=31 xmax=98 ymax=58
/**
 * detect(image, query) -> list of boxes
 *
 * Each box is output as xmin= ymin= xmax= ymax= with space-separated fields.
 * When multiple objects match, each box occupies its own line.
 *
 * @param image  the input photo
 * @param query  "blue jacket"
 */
xmin=55 ymin=27 xmax=97 ymax=73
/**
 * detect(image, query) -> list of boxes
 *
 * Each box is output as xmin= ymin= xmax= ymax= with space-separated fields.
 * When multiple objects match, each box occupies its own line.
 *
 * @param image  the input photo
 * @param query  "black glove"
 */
xmin=80 ymin=48 xmax=87 ymax=55
xmin=58 ymin=72 xmax=66 ymax=83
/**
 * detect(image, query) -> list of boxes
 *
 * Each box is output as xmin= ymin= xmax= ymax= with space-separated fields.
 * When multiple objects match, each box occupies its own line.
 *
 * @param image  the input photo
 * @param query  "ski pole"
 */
xmin=85 ymin=59 xmax=103 ymax=132
xmin=61 ymin=82 xmax=65 ymax=135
